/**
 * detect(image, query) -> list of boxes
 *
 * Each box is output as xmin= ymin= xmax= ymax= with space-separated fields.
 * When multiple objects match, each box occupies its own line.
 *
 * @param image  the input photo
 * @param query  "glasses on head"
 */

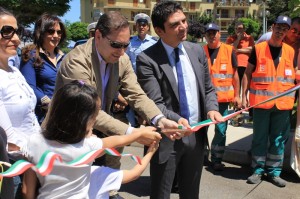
xmin=105 ymin=36 xmax=130 ymax=49
xmin=0 ymin=25 xmax=21 ymax=39
xmin=46 ymin=29 xmax=62 ymax=35
xmin=290 ymin=28 xmax=300 ymax=36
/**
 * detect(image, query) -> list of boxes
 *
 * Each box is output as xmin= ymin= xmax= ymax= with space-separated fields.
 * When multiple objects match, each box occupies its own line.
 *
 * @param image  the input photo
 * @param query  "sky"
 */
xmin=60 ymin=0 xmax=81 ymax=23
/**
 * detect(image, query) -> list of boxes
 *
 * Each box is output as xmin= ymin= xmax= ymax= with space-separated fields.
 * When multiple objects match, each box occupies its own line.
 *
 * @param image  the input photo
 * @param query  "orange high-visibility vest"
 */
xmin=249 ymin=42 xmax=295 ymax=110
xmin=204 ymin=43 xmax=235 ymax=102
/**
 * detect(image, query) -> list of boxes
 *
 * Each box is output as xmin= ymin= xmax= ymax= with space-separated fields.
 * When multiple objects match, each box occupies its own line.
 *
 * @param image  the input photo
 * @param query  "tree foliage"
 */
xmin=187 ymin=12 xmax=213 ymax=41
xmin=227 ymin=18 xmax=260 ymax=40
xmin=0 ymin=0 xmax=71 ymax=27
xmin=266 ymin=0 xmax=289 ymax=25
xmin=67 ymin=22 xmax=89 ymax=42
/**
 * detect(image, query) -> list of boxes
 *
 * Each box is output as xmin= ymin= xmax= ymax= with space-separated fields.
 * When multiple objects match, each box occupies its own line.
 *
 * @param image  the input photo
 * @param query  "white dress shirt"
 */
xmin=0 ymin=66 xmax=40 ymax=150
xmin=161 ymin=41 xmax=200 ymax=124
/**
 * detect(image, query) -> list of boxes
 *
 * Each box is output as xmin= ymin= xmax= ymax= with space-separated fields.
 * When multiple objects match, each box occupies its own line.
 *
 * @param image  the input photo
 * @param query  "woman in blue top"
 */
xmin=20 ymin=13 xmax=66 ymax=124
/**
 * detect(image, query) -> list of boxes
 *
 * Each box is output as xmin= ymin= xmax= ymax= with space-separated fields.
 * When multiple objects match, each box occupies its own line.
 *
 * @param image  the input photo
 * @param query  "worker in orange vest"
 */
xmin=203 ymin=23 xmax=240 ymax=171
xmin=242 ymin=16 xmax=296 ymax=188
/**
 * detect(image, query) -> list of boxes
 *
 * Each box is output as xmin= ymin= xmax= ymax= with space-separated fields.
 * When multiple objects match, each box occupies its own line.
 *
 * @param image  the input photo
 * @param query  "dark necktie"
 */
xmin=174 ymin=48 xmax=190 ymax=120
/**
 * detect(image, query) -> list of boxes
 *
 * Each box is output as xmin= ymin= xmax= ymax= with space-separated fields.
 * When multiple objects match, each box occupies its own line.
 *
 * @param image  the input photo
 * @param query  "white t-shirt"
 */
xmin=0 ymin=66 xmax=40 ymax=149
xmin=26 ymin=133 xmax=118 ymax=199
xmin=89 ymin=166 xmax=123 ymax=199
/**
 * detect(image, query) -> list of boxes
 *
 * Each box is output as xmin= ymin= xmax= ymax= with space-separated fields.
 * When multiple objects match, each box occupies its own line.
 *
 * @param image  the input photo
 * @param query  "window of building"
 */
xmin=108 ymin=0 xmax=115 ymax=6
xmin=235 ymin=9 xmax=245 ymax=18
xmin=190 ymin=2 xmax=195 ymax=11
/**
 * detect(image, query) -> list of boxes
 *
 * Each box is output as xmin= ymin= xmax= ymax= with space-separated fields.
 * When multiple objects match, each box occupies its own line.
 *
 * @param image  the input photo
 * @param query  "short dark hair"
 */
xmin=151 ymin=1 xmax=183 ymax=31
xmin=43 ymin=80 xmax=100 ymax=144
xmin=96 ymin=11 xmax=129 ymax=37
xmin=292 ymin=17 xmax=300 ymax=25
xmin=235 ymin=21 xmax=244 ymax=28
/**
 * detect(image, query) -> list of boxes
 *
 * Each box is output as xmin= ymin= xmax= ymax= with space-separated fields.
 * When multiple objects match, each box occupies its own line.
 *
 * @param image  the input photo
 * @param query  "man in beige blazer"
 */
xmin=55 ymin=11 xmax=182 ymax=199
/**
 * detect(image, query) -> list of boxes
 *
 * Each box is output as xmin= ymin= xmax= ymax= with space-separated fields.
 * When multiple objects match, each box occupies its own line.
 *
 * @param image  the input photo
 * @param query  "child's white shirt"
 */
xmin=26 ymin=133 xmax=121 ymax=198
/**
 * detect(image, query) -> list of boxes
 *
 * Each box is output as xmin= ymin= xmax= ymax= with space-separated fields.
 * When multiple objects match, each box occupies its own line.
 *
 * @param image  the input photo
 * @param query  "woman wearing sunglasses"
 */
xmin=20 ymin=13 xmax=66 ymax=124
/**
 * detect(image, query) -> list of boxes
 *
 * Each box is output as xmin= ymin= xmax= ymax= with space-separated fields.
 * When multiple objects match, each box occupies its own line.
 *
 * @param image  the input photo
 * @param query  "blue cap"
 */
xmin=274 ymin=16 xmax=291 ymax=27
xmin=205 ymin=23 xmax=220 ymax=32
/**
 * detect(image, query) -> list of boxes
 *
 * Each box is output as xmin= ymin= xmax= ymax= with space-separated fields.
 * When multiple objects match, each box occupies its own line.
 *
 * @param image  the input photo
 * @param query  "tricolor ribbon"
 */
xmin=0 ymin=148 xmax=141 ymax=179
xmin=1 ymin=83 xmax=299 ymax=180
xmin=185 ymin=83 xmax=300 ymax=132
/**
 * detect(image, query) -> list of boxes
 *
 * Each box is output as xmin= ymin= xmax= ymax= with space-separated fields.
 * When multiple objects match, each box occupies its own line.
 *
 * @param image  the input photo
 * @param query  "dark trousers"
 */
xmin=0 ymin=127 xmax=14 ymax=199
xmin=150 ymin=134 xmax=205 ymax=199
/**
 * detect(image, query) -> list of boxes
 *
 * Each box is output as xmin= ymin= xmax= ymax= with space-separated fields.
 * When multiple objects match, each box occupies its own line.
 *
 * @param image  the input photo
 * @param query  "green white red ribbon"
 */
xmin=0 ymin=148 xmax=141 ymax=179
xmin=1 ymin=83 xmax=299 ymax=180
xmin=189 ymin=83 xmax=300 ymax=132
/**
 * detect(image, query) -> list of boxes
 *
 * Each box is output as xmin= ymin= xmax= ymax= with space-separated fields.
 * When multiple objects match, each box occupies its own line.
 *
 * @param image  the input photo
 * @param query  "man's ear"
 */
xmin=95 ymin=29 xmax=102 ymax=40
xmin=154 ymin=27 xmax=163 ymax=37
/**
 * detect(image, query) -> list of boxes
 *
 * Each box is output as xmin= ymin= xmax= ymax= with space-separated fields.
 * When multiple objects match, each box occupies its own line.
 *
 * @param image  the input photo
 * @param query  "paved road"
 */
xmin=119 ymin=145 xmax=300 ymax=199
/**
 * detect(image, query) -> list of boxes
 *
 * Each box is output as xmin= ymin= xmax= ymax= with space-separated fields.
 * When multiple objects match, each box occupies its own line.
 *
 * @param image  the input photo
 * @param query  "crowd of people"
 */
xmin=0 ymin=0 xmax=299 ymax=198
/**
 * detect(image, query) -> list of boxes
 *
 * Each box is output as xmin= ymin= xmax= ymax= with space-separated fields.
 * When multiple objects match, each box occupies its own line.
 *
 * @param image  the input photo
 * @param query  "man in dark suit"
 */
xmin=136 ymin=1 xmax=223 ymax=198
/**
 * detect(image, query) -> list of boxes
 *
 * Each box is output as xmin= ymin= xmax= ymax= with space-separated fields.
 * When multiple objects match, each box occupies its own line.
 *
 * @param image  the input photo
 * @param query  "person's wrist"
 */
xmin=155 ymin=116 xmax=166 ymax=127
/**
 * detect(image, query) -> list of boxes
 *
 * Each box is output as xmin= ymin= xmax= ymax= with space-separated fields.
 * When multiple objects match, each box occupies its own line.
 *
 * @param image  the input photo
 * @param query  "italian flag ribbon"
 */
xmin=0 ymin=148 xmax=141 ymax=179
xmin=189 ymin=83 xmax=300 ymax=132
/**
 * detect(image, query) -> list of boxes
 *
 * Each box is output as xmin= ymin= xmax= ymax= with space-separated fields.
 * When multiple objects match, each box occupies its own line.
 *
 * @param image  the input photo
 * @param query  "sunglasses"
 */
xmin=105 ymin=36 xmax=130 ymax=49
xmin=0 ymin=25 xmax=21 ymax=39
xmin=46 ymin=29 xmax=62 ymax=35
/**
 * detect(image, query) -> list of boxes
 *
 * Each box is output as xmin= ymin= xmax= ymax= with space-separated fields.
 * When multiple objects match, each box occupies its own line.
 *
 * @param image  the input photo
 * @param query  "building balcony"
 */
xmin=216 ymin=1 xmax=250 ymax=8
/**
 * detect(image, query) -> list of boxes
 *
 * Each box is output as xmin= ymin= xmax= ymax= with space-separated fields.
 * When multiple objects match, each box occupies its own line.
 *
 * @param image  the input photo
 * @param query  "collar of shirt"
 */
xmin=161 ymin=40 xmax=187 ymax=65
xmin=133 ymin=34 xmax=151 ymax=42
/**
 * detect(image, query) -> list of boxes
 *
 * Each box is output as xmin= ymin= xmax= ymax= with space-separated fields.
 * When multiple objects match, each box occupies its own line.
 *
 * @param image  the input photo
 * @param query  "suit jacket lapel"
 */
xmin=156 ymin=40 xmax=179 ymax=100
xmin=183 ymin=42 xmax=202 ymax=84
xmin=91 ymin=39 xmax=103 ymax=98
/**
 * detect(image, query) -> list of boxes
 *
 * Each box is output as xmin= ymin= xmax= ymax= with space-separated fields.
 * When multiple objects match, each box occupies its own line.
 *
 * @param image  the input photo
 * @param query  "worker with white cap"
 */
xmin=125 ymin=13 xmax=157 ymax=128
xmin=87 ymin=22 xmax=97 ymax=38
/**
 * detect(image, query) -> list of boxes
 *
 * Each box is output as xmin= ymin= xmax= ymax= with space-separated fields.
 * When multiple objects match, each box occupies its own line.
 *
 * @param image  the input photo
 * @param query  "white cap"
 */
xmin=87 ymin=22 xmax=97 ymax=32
xmin=134 ymin=13 xmax=151 ymax=24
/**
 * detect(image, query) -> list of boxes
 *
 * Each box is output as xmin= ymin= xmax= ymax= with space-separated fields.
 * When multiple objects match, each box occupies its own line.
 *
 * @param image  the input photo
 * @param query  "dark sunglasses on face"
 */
xmin=46 ymin=29 xmax=62 ymax=35
xmin=105 ymin=36 xmax=130 ymax=49
xmin=0 ymin=25 xmax=21 ymax=39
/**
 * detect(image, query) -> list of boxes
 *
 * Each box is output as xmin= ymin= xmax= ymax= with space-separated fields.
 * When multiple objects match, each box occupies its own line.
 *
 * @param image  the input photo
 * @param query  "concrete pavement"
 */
xmin=121 ymin=111 xmax=300 ymax=198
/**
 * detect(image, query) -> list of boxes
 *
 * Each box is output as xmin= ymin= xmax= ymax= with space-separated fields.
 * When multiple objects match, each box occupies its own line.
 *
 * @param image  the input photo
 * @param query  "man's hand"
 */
xmin=207 ymin=110 xmax=224 ymax=123
xmin=133 ymin=126 xmax=162 ymax=146
xmin=158 ymin=117 xmax=187 ymax=140
xmin=177 ymin=118 xmax=193 ymax=136
xmin=113 ymin=94 xmax=128 ymax=112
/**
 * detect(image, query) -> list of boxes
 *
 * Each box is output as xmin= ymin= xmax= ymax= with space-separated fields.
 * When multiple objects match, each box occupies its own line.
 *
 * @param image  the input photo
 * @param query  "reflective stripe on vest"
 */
xmin=249 ymin=42 xmax=295 ymax=110
xmin=204 ymin=43 xmax=235 ymax=102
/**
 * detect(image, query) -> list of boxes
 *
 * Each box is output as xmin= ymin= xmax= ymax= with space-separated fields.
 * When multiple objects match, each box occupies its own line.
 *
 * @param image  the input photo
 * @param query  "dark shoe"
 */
xmin=109 ymin=194 xmax=125 ymax=199
xmin=212 ymin=162 xmax=225 ymax=171
xmin=267 ymin=176 xmax=286 ymax=188
xmin=247 ymin=173 xmax=262 ymax=184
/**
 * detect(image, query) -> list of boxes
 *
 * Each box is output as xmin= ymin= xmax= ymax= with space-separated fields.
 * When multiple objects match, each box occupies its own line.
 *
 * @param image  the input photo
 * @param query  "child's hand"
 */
xmin=134 ymin=126 xmax=162 ymax=146
xmin=146 ymin=141 xmax=159 ymax=154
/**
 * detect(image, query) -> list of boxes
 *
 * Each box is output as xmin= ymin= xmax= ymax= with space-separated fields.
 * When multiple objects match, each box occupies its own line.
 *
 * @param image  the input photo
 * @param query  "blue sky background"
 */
xmin=61 ymin=0 xmax=81 ymax=23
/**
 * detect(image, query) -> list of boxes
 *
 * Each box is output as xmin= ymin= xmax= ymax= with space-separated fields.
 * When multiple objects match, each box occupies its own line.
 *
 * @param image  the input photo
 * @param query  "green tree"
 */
xmin=227 ymin=18 xmax=260 ymax=40
xmin=68 ymin=22 xmax=89 ymax=41
xmin=197 ymin=12 xmax=213 ymax=25
xmin=288 ymin=0 xmax=300 ymax=18
xmin=266 ymin=0 xmax=289 ymax=25
xmin=0 ymin=0 xmax=71 ymax=27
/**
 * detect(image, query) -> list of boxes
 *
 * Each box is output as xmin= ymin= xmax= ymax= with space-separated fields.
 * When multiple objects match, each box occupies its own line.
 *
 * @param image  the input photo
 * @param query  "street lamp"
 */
xmin=249 ymin=0 xmax=269 ymax=34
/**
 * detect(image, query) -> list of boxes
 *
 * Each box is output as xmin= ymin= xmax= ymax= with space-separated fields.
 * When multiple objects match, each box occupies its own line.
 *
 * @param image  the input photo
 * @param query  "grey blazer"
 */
xmin=137 ymin=40 xmax=218 ymax=163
